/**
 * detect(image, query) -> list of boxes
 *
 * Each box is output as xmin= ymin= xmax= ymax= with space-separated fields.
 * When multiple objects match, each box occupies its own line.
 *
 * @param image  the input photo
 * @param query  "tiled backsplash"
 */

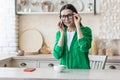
xmin=0 ymin=0 xmax=18 ymax=55
xmin=99 ymin=0 xmax=120 ymax=55
xmin=100 ymin=0 xmax=120 ymax=39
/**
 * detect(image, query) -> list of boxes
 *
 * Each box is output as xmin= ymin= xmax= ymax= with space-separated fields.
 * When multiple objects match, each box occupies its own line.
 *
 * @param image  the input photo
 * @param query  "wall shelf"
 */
xmin=16 ymin=0 xmax=100 ymax=15
xmin=17 ymin=11 xmax=96 ymax=15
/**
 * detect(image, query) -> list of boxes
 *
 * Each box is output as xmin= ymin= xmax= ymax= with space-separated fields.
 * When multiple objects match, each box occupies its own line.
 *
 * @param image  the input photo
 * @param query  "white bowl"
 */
xmin=53 ymin=65 xmax=65 ymax=73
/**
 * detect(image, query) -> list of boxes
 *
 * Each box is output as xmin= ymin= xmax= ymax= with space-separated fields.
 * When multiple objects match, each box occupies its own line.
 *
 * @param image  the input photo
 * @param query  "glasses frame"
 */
xmin=60 ymin=13 xmax=74 ymax=21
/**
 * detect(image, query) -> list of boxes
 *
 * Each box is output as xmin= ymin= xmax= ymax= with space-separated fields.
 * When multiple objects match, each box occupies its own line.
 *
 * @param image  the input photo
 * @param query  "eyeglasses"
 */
xmin=60 ymin=14 xmax=73 ymax=20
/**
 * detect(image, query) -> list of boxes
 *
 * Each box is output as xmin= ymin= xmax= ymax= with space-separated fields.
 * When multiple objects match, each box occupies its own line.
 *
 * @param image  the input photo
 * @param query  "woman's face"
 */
xmin=60 ymin=9 xmax=74 ymax=27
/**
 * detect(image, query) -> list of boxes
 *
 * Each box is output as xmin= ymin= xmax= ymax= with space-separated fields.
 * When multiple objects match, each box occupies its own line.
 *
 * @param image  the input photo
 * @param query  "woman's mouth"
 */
xmin=64 ymin=21 xmax=71 ymax=25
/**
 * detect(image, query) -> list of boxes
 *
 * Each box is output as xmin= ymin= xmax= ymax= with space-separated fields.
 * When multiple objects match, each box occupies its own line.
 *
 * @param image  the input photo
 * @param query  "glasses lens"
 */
xmin=61 ymin=14 xmax=73 ymax=20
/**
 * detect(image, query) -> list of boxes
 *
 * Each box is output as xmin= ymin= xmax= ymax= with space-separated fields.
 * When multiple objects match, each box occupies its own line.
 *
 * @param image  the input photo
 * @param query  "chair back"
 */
xmin=89 ymin=55 xmax=107 ymax=70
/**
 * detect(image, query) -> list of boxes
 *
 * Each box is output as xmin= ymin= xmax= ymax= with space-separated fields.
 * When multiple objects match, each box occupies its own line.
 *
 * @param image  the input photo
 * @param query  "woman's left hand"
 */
xmin=73 ymin=12 xmax=82 ymax=27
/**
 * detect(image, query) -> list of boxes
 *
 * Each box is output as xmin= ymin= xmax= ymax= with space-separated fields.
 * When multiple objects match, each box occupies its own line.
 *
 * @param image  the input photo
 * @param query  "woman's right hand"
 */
xmin=58 ymin=21 xmax=64 ymax=33
xmin=57 ymin=21 xmax=64 ymax=47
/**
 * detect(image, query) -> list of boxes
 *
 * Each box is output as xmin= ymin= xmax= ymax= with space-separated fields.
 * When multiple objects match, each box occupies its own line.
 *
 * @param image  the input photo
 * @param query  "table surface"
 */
xmin=0 ymin=68 xmax=120 ymax=80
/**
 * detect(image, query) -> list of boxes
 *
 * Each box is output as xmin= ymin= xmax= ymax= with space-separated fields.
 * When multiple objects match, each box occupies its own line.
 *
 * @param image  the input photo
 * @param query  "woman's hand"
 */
xmin=73 ymin=12 xmax=82 ymax=27
xmin=73 ymin=13 xmax=83 ymax=39
xmin=57 ymin=20 xmax=64 ymax=33
xmin=57 ymin=21 xmax=64 ymax=47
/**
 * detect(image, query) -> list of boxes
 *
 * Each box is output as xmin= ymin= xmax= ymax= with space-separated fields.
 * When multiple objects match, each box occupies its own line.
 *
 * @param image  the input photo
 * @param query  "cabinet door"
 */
xmin=0 ymin=59 xmax=11 ymax=67
xmin=11 ymin=59 xmax=38 ymax=68
xmin=105 ymin=63 xmax=120 ymax=70
xmin=39 ymin=60 xmax=59 ymax=68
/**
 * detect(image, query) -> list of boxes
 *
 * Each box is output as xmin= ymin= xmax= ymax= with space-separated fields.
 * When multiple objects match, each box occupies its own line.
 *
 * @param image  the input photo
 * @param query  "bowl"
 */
xmin=53 ymin=65 xmax=65 ymax=73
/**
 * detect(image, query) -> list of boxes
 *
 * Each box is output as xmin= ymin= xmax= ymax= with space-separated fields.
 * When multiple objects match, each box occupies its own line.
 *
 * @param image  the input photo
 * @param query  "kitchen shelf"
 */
xmin=16 ymin=11 xmax=95 ymax=15
xmin=16 ymin=0 xmax=100 ymax=15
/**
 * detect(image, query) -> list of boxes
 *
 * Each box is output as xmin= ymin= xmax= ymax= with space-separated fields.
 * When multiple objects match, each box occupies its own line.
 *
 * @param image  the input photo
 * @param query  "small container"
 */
xmin=106 ymin=48 xmax=114 ymax=56
xmin=53 ymin=65 xmax=65 ymax=73
xmin=41 ymin=1 xmax=54 ymax=12
xmin=17 ymin=50 xmax=24 ymax=56
xmin=91 ymin=38 xmax=98 ymax=55
xmin=105 ymin=39 xmax=114 ymax=56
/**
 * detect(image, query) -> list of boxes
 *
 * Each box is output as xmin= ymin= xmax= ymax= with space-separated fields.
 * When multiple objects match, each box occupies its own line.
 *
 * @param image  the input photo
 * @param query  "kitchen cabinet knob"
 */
xmin=48 ymin=63 xmax=54 ymax=67
xmin=20 ymin=63 xmax=27 ymax=67
xmin=4 ymin=64 xmax=7 ymax=67
xmin=109 ymin=65 xmax=116 ymax=69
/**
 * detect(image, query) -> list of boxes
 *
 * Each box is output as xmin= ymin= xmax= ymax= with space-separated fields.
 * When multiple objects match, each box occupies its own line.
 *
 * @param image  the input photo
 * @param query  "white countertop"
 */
xmin=107 ymin=56 xmax=120 ymax=63
xmin=0 ymin=54 xmax=120 ymax=62
xmin=12 ymin=54 xmax=120 ymax=63
xmin=0 ymin=68 xmax=120 ymax=80
xmin=12 ymin=54 xmax=56 ymax=61
xmin=0 ymin=55 xmax=14 ymax=61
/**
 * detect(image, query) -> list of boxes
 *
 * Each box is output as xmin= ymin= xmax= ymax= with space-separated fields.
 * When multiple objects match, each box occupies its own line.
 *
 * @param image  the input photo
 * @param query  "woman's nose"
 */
xmin=64 ymin=17 xmax=69 ymax=21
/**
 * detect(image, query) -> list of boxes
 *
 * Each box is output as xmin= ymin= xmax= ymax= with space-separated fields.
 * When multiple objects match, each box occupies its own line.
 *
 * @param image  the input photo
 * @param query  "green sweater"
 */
xmin=53 ymin=25 xmax=92 ymax=69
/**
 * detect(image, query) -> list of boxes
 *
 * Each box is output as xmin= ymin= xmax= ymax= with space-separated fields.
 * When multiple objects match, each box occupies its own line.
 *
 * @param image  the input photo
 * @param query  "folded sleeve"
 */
xmin=53 ymin=31 xmax=64 ymax=59
xmin=77 ymin=26 xmax=92 ymax=53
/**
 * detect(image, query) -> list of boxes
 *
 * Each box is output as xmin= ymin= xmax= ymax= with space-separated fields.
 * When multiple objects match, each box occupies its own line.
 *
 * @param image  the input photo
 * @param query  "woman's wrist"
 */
xmin=57 ymin=32 xmax=64 ymax=46
xmin=76 ymin=25 xmax=83 ymax=39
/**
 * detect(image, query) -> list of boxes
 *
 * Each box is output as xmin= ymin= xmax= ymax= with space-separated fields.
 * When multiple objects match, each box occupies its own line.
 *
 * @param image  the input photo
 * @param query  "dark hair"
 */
xmin=59 ymin=4 xmax=82 ymax=26
xmin=59 ymin=4 xmax=78 ymax=18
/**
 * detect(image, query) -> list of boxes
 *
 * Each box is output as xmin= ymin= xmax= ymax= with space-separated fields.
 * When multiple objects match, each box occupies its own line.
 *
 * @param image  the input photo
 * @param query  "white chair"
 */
xmin=89 ymin=55 xmax=107 ymax=70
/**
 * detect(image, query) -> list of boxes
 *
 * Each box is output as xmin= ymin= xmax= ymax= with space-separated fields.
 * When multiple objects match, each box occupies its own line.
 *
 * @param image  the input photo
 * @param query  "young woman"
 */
xmin=53 ymin=4 xmax=92 ymax=69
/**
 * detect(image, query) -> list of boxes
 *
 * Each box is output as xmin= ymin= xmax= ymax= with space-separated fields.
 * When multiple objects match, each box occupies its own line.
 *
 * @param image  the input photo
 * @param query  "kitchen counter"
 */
xmin=107 ymin=56 xmax=120 ymax=63
xmin=12 ymin=54 xmax=120 ymax=63
xmin=0 ymin=55 xmax=14 ymax=61
xmin=0 ymin=68 xmax=120 ymax=80
xmin=0 ymin=54 xmax=120 ymax=62
xmin=12 ymin=54 xmax=56 ymax=61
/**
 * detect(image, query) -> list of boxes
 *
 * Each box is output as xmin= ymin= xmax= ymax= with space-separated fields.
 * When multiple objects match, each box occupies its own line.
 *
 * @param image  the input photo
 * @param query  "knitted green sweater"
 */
xmin=53 ymin=25 xmax=92 ymax=69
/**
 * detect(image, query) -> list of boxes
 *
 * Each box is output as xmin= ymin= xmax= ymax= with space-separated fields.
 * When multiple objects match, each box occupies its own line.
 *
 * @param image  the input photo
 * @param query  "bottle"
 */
xmin=91 ymin=38 xmax=98 ymax=55
xmin=106 ymin=39 xmax=114 ymax=56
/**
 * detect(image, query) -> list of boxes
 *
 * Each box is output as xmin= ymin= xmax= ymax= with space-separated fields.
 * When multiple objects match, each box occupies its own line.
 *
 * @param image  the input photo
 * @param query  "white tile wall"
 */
xmin=100 ymin=0 xmax=120 ymax=39
xmin=98 ymin=0 xmax=120 ymax=55
xmin=0 ymin=0 xmax=18 ymax=55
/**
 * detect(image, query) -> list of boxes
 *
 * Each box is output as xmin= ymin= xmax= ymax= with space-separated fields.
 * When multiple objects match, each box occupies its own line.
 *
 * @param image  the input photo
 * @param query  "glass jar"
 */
xmin=106 ymin=39 xmax=114 ymax=56
xmin=98 ymin=39 xmax=106 ymax=55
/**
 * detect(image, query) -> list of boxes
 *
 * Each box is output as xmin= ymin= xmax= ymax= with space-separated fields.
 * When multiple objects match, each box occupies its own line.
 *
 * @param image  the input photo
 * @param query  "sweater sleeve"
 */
xmin=77 ymin=26 xmax=92 ymax=53
xmin=53 ymin=31 xmax=64 ymax=59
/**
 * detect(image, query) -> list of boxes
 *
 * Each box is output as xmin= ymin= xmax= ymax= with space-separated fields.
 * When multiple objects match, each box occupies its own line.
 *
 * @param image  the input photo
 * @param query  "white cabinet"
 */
xmin=105 ymin=63 xmax=120 ymax=70
xmin=0 ymin=59 xmax=11 ymax=67
xmin=39 ymin=60 xmax=59 ymax=68
xmin=105 ymin=56 xmax=120 ymax=70
xmin=11 ymin=59 xmax=59 ymax=68
xmin=11 ymin=59 xmax=39 ymax=68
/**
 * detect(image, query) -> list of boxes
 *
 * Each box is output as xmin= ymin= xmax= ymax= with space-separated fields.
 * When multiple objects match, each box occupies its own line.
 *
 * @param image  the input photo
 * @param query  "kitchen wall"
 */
xmin=18 ymin=14 xmax=101 ymax=50
xmin=18 ymin=0 xmax=120 ymax=55
xmin=0 ymin=0 xmax=120 ymax=55
xmin=99 ymin=0 xmax=120 ymax=55
xmin=0 ymin=0 xmax=18 ymax=55
xmin=100 ymin=0 xmax=120 ymax=39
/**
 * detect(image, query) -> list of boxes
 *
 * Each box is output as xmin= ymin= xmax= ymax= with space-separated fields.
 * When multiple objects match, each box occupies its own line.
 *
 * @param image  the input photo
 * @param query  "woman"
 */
xmin=53 ymin=4 xmax=92 ymax=69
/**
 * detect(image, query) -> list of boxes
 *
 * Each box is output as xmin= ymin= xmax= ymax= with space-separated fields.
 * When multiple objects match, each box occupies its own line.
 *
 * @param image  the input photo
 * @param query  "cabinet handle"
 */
xmin=4 ymin=64 xmax=7 ymax=67
xmin=48 ymin=63 xmax=54 ymax=67
xmin=20 ymin=63 xmax=27 ymax=67
xmin=109 ymin=65 xmax=116 ymax=69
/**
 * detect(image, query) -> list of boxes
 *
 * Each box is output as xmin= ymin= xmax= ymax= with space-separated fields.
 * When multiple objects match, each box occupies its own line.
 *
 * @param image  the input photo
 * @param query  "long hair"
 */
xmin=59 ymin=4 xmax=82 ymax=26
xmin=59 ymin=4 xmax=78 ymax=18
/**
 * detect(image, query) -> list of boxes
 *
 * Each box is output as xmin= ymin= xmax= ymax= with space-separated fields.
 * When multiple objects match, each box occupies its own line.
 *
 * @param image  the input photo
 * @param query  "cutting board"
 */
xmin=19 ymin=29 xmax=43 ymax=54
